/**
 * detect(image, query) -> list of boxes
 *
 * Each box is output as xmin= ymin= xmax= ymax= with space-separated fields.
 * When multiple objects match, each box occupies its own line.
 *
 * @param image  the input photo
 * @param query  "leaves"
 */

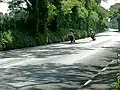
xmin=61 ymin=0 xmax=76 ymax=14
xmin=0 ymin=0 xmax=109 ymax=50
xmin=89 ymin=11 xmax=99 ymax=22
xmin=47 ymin=4 xmax=57 ymax=21
xmin=109 ymin=3 xmax=120 ymax=29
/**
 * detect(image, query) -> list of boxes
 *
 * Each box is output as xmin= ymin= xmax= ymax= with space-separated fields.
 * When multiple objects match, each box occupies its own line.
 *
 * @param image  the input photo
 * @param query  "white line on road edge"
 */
xmin=101 ymin=67 xmax=107 ymax=71
xmin=84 ymin=80 xmax=92 ymax=86
xmin=111 ymin=59 xmax=116 ymax=64
xmin=80 ymin=54 xmax=119 ymax=89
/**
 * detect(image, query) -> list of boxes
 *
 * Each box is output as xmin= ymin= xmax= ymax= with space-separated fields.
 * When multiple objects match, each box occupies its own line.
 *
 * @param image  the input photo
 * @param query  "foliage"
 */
xmin=0 ymin=31 xmax=13 ymax=50
xmin=109 ymin=3 xmax=120 ymax=29
xmin=110 ymin=76 xmax=120 ymax=90
xmin=0 ymin=0 xmax=109 ymax=51
xmin=109 ymin=56 xmax=120 ymax=90
xmin=109 ymin=3 xmax=120 ymax=19
xmin=47 ymin=4 xmax=57 ymax=21
xmin=109 ymin=18 xmax=118 ymax=29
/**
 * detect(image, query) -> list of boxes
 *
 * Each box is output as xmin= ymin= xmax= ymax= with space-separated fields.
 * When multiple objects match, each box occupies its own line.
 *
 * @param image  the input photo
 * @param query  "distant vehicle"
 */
xmin=69 ymin=29 xmax=76 ymax=43
xmin=89 ymin=28 xmax=96 ymax=41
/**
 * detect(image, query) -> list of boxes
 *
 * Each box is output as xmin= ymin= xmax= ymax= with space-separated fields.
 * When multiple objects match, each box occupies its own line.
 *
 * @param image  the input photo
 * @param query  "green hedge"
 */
xmin=110 ymin=76 xmax=120 ymax=90
xmin=0 ymin=28 xmax=94 ymax=51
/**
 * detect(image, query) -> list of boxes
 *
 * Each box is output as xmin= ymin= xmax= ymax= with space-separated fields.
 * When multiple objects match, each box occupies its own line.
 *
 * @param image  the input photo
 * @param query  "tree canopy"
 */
xmin=109 ymin=3 xmax=120 ymax=29
xmin=0 ymin=0 xmax=109 ymax=50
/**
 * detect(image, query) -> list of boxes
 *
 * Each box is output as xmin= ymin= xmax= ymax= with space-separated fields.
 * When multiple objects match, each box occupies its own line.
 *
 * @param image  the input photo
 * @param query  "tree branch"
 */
xmin=24 ymin=0 xmax=32 ymax=10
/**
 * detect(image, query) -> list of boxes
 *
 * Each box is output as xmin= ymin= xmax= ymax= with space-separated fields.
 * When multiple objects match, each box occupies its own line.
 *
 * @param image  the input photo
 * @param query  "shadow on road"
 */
xmin=61 ymin=41 xmax=89 ymax=44
xmin=0 ymin=51 xmax=120 ymax=90
xmin=0 ymin=63 xmax=108 ymax=90
xmin=86 ymin=62 xmax=120 ymax=90
xmin=0 ymin=46 xmax=95 ymax=59
xmin=83 ymin=47 xmax=120 ymax=90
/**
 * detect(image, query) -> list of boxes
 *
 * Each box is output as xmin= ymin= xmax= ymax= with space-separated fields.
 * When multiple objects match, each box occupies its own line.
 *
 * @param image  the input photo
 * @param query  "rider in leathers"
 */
xmin=69 ymin=29 xmax=76 ymax=43
xmin=89 ymin=28 xmax=96 ymax=41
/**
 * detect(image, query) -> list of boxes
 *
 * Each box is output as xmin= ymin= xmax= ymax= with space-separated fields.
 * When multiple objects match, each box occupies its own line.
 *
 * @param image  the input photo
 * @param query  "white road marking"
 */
xmin=101 ymin=67 xmax=107 ymax=71
xmin=84 ymin=80 xmax=92 ymax=86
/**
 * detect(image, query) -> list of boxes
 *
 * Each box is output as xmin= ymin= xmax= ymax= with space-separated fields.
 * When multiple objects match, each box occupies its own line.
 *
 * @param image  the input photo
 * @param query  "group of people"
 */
xmin=69 ymin=28 xmax=96 ymax=43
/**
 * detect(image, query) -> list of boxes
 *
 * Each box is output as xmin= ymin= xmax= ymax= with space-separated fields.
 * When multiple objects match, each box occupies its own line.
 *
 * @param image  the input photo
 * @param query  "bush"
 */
xmin=0 ymin=31 xmax=13 ymax=50
xmin=12 ymin=31 xmax=36 ymax=49
xmin=0 ymin=28 xmax=93 ymax=51
xmin=110 ymin=76 xmax=120 ymax=90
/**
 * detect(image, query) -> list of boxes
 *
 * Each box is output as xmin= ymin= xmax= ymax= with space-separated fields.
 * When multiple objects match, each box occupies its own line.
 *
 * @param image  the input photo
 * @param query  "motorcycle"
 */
xmin=69 ymin=31 xmax=76 ymax=43
xmin=90 ymin=30 xmax=96 ymax=41
xmin=91 ymin=34 xmax=96 ymax=41
xmin=69 ymin=35 xmax=75 ymax=43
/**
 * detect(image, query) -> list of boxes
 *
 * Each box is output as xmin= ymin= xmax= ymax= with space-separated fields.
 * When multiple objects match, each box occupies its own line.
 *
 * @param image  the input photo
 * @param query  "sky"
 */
xmin=0 ymin=3 xmax=8 ymax=14
xmin=101 ymin=0 xmax=120 ymax=9
xmin=0 ymin=0 xmax=120 ymax=14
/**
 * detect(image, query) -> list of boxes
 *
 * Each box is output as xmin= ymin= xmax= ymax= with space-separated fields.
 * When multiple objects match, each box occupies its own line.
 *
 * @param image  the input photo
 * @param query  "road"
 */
xmin=0 ymin=29 xmax=120 ymax=90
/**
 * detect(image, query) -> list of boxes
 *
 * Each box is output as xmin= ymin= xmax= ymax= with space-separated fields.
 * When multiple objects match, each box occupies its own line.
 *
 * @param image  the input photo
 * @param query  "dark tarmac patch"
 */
xmin=0 ymin=63 xmax=107 ymax=90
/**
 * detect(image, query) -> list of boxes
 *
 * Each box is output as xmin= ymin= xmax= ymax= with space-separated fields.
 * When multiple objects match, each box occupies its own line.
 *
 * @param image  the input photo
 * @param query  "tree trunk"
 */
xmin=36 ymin=0 xmax=39 ymax=35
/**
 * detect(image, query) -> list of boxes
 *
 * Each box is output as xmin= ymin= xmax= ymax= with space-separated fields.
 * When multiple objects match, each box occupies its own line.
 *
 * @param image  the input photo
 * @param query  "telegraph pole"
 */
xmin=36 ymin=0 xmax=39 ymax=35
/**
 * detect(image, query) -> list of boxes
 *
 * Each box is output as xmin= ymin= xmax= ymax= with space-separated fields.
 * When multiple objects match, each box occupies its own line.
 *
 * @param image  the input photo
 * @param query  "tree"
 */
xmin=0 ymin=0 xmax=109 ymax=50
xmin=109 ymin=3 xmax=120 ymax=29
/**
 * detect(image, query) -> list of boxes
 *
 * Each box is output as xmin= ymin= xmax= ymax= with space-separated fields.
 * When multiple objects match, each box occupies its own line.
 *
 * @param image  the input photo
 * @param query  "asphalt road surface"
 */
xmin=0 ymin=29 xmax=120 ymax=90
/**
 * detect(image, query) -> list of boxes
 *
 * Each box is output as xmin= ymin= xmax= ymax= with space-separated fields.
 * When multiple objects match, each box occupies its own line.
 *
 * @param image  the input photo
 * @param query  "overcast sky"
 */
xmin=101 ymin=0 xmax=120 ymax=9
xmin=0 ymin=0 xmax=120 ymax=14
xmin=0 ymin=3 xmax=8 ymax=14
